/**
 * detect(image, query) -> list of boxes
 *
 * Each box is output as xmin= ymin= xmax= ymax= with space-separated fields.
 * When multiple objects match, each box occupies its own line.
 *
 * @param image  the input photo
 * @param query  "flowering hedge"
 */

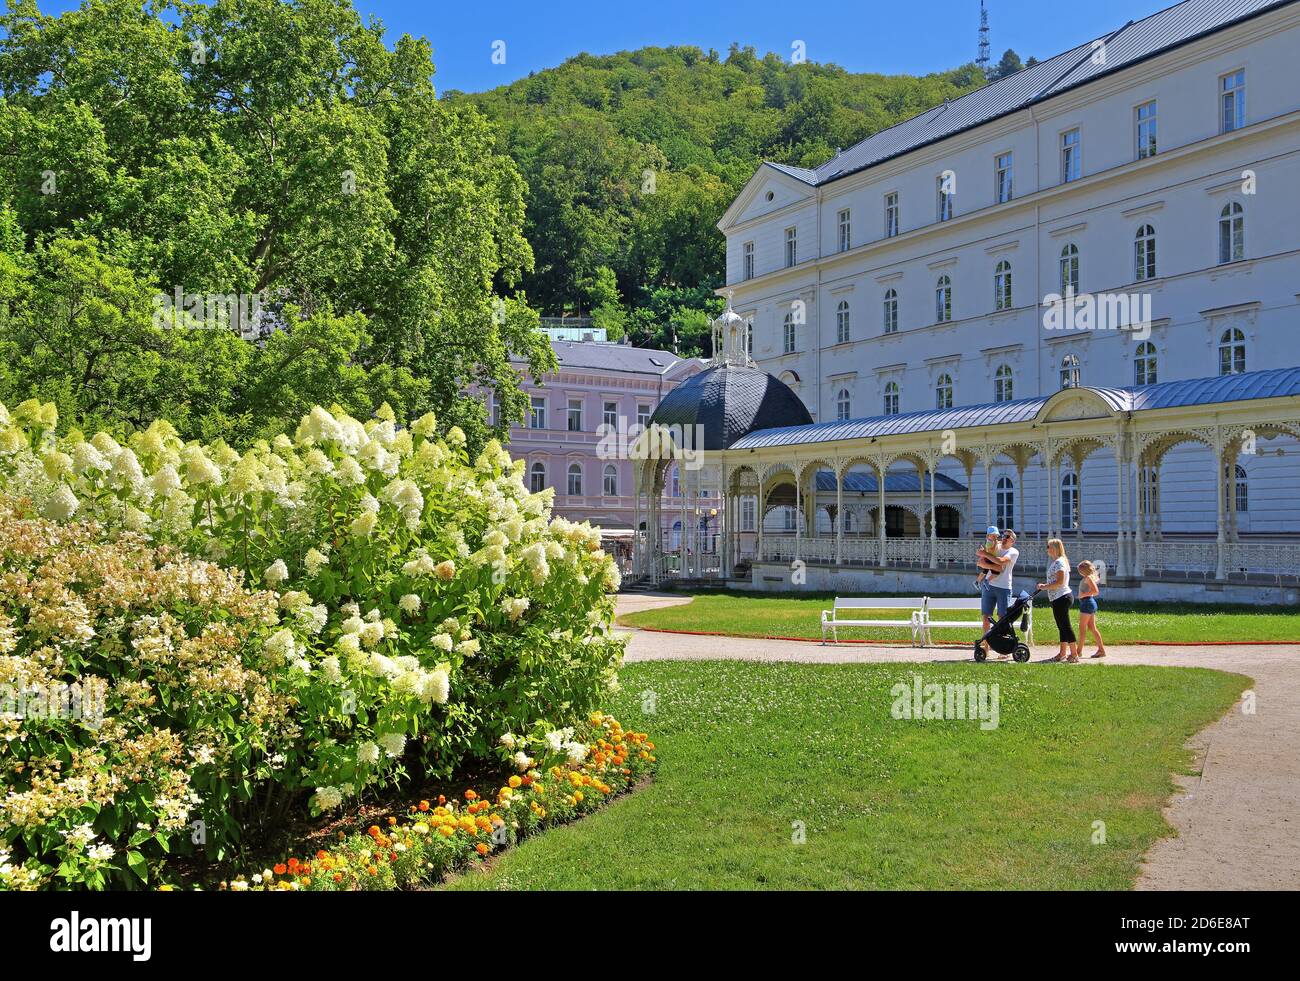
xmin=216 ymin=713 xmax=656 ymax=891
xmin=0 ymin=398 xmax=627 ymax=889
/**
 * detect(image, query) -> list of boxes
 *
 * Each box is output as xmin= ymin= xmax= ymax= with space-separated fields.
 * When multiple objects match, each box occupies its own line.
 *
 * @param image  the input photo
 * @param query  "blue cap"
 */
xmin=986 ymin=525 xmax=1000 ymax=536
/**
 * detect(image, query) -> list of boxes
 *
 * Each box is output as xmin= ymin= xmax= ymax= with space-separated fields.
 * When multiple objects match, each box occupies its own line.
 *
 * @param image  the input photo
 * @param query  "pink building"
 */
xmin=505 ymin=332 xmax=705 ymax=554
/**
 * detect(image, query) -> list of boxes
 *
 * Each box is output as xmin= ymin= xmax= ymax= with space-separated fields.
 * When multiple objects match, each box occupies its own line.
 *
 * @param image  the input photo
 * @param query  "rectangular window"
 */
xmin=742 ymin=241 xmax=754 ymax=280
xmin=602 ymin=400 xmax=618 ymax=429
xmin=884 ymin=192 xmax=899 ymax=238
xmin=1061 ymin=129 xmax=1081 ymax=183
xmin=741 ymin=497 xmax=756 ymax=532
xmin=1135 ymin=101 xmax=1158 ymax=158
xmin=784 ymin=227 xmax=797 ymax=267
xmin=636 ymin=403 xmax=651 ymax=428
xmin=936 ymin=175 xmax=953 ymax=222
xmin=837 ymin=208 xmax=851 ymax=252
xmin=995 ymin=152 xmax=1013 ymax=203
xmin=1221 ymin=69 xmax=1245 ymax=133
xmin=566 ymin=398 xmax=583 ymax=432
xmin=529 ymin=396 xmax=546 ymax=429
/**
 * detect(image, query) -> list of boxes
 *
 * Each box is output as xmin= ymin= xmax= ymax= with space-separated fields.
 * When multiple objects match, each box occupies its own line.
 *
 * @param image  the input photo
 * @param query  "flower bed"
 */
xmin=0 ymin=398 xmax=630 ymax=890
xmin=214 ymin=713 xmax=656 ymax=891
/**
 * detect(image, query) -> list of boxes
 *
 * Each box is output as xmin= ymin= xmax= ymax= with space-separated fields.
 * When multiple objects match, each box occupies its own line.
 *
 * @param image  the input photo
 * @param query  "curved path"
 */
xmin=615 ymin=593 xmax=1300 ymax=890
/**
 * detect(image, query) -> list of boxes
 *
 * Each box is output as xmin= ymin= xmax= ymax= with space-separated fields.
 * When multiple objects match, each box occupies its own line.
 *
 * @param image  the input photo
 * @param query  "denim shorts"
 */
xmin=1078 ymin=596 xmax=1098 ymax=615
xmin=981 ymin=583 xmax=1011 ymax=618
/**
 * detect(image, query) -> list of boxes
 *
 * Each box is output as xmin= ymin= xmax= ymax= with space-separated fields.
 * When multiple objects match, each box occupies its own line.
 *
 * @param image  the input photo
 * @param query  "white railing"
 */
xmin=751 ymin=535 xmax=1300 ymax=583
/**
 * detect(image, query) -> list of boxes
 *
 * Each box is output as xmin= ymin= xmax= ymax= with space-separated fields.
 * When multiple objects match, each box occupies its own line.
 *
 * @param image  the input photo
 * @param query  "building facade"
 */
xmin=716 ymin=0 xmax=1300 ymax=542
xmin=504 ymin=335 xmax=705 ymax=553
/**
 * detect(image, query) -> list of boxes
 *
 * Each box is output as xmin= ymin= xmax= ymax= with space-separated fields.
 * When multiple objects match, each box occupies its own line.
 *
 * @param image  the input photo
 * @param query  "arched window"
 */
xmin=783 ymin=312 xmax=796 ymax=354
xmin=835 ymin=300 xmax=851 ymax=344
xmin=1218 ymin=202 xmax=1244 ymax=264
xmin=994 ymin=364 xmax=1014 ymax=403
xmin=1135 ymin=224 xmax=1157 ymax=281
xmin=1218 ymin=327 xmax=1246 ymax=375
xmin=602 ymin=463 xmax=618 ymax=497
xmin=934 ymin=275 xmax=952 ymax=323
xmin=671 ymin=519 xmax=683 ymax=550
xmin=1229 ymin=464 xmax=1248 ymax=513
xmin=882 ymin=289 xmax=899 ymax=334
xmin=1134 ymin=341 xmax=1158 ymax=386
xmin=995 ymin=476 xmax=1015 ymax=530
xmin=883 ymin=381 xmax=900 ymax=416
xmin=1060 ymin=472 xmax=1079 ymax=532
xmin=835 ymin=387 xmax=852 ymax=421
xmin=1059 ymin=243 xmax=1080 ymax=295
xmin=1059 ymin=352 xmax=1081 ymax=390
xmin=935 ymin=373 xmax=953 ymax=410
xmin=529 ymin=461 xmax=546 ymax=494
xmin=993 ymin=260 xmax=1012 ymax=311
xmin=566 ymin=463 xmax=583 ymax=496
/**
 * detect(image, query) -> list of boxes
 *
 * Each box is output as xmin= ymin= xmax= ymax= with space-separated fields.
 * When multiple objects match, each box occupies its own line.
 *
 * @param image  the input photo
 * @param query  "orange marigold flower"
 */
xmin=316 ymin=850 xmax=329 ymax=861
xmin=418 ymin=800 xmax=430 ymax=812
xmin=273 ymin=863 xmax=287 ymax=876
xmin=475 ymin=843 xmax=490 ymax=857
xmin=464 ymin=790 xmax=477 ymax=801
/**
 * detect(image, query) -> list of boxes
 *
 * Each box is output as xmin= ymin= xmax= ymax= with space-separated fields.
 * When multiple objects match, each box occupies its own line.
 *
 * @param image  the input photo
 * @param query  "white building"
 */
xmin=633 ymin=0 xmax=1300 ymax=600
xmin=718 ymin=0 xmax=1300 ymax=542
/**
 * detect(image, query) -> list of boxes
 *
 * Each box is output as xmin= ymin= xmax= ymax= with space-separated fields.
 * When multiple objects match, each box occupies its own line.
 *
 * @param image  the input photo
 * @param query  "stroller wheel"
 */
xmin=1013 ymin=644 xmax=1031 ymax=663
xmin=973 ymin=643 xmax=988 ymax=663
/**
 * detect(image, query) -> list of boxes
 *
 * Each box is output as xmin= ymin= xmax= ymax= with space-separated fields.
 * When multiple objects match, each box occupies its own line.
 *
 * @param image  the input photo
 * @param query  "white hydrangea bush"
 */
xmin=0 ymin=400 xmax=625 ymax=833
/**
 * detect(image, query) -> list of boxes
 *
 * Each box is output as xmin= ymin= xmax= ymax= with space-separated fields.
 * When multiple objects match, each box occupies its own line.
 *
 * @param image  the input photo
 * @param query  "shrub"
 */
xmin=0 ymin=398 xmax=626 ymax=888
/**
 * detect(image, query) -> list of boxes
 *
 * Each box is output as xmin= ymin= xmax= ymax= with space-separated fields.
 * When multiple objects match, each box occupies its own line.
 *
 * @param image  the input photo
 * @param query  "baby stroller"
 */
xmin=973 ymin=589 xmax=1039 ymax=663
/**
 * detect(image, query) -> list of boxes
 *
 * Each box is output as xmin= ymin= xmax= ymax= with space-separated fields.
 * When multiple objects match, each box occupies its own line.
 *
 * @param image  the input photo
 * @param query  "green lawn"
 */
xmin=618 ymin=591 xmax=1300 ymax=644
xmin=446 ymin=660 xmax=1248 ymax=890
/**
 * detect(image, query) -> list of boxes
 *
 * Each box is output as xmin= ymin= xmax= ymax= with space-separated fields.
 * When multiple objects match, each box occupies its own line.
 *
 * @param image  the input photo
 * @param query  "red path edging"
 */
xmin=623 ymin=625 xmax=1300 ymax=648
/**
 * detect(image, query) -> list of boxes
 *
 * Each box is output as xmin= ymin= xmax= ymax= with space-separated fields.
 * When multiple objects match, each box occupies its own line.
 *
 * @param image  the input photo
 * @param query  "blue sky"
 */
xmin=29 ymin=0 xmax=1182 ymax=93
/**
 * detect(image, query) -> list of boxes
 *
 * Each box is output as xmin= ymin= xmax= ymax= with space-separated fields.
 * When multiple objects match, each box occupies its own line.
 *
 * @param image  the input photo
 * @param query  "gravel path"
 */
xmin=615 ymin=593 xmax=1300 ymax=890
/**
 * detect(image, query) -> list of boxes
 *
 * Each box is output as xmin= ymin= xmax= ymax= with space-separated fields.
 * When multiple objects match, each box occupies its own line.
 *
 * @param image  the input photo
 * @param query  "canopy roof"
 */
xmin=729 ymin=367 xmax=1300 ymax=450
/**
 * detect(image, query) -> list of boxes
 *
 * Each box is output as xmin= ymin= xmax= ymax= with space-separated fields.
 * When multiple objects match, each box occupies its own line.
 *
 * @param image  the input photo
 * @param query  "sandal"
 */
xmin=1066 ymin=653 xmax=1081 ymax=663
xmin=1090 ymin=650 xmax=1107 ymax=659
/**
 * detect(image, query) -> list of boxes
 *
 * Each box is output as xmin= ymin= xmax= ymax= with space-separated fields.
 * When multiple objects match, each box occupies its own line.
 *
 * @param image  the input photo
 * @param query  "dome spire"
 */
xmin=712 ymin=290 xmax=753 ymax=368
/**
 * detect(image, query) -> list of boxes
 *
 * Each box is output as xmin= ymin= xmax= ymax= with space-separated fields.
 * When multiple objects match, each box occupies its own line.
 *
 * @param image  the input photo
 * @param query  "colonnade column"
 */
xmin=835 ymin=468 xmax=844 ymax=565
xmin=1132 ymin=441 xmax=1146 ymax=577
xmin=927 ymin=456 xmax=938 ymax=570
xmin=1215 ymin=441 xmax=1228 ymax=581
xmin=876 ymin=461 xmax=887 ymax=567
xmin=1113 ymin=436 xmax=1128 ymax=578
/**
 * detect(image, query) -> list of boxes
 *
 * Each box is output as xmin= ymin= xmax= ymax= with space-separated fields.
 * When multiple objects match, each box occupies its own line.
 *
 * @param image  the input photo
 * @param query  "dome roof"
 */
xmin=650 ymin=364 xmax=814 ymax=451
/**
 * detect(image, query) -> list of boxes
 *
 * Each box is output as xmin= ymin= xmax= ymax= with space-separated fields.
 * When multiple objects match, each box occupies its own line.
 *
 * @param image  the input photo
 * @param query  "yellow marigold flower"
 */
xmin=507 ymin=775 xmax=522 ymax=789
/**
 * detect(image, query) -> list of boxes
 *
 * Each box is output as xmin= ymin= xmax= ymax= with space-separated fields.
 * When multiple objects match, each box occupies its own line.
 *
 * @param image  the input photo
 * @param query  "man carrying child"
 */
xmin=975 ymin=528 xmax=1019 ymax=658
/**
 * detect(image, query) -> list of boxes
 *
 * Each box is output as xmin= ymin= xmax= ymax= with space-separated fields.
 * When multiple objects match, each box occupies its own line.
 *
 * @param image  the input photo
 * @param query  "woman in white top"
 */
xmin=1037 ymin=538 xmax=1079 ymax=663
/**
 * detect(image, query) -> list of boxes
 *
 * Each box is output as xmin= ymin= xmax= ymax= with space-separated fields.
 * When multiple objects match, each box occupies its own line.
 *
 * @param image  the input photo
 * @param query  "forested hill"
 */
xmin=449 ymin=44 xmax=988 ymax=354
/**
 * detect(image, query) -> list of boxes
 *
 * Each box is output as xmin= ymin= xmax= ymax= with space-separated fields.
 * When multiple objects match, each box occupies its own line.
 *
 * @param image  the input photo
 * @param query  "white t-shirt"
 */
xmin=1045 ymin=556 xmax=1072 ymax=601
xmin=988 ymin=546 xmax=1019 ymax=590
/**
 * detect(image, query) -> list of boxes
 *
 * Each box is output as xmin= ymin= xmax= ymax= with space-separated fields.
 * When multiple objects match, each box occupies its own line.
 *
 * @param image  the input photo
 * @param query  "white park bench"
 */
xmin=918 ymin=596 xmax=1034 ymax=648
xmin=820 ymin=597 xmax=926 ymax=645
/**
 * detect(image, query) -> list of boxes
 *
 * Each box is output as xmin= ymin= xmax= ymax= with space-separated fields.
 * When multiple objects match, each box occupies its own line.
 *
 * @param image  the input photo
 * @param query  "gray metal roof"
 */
xmin=516 ymin=338 xmax=698 ymax=376
xmin=773 ymin=0 xmax=1293 ymax=190
xmin=729 ymin=367 xmax=1300 ymax=450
